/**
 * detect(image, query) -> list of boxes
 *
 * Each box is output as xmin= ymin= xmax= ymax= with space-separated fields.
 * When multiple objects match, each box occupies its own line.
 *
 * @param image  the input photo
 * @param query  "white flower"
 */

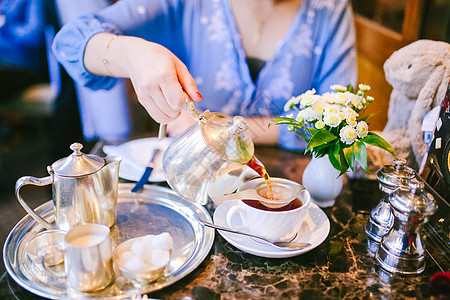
xmin=356 ymin=121 xmax=369 ymax=138
xmin=346 ymin=115 xmax=357 ymax=127
xmin=315 ymin=120 xmax=325 ymax=129
xmin=300 ymin=95 xmax=317 ymax=108
xmin=296 ymin=111 xmax=304 ymax=123
xmin=330 ymin=84 xmax=347 ymax=92
xmin=342 ymin=107 xmax=358 ymax=117
xmin=287 ymin=124 xmax=295 ymax=132
xmin=332 ymin=93 xmax=350 ymax=105
xmin=323 ymin=104 xmax=341 ymax=115
xmin=350 ymin=95 xmax=362 ymax=109
xmin=303 ymin=88 xmax=316 ymax=96
xmin=323 ymin=112 xmax=342 ymax=127
xmin=286 ymin=113 xmax=294 ymax=119
xmin=340 ymin=125 xmax=358 ymax=144
xmin=302 ymin=107 xmax=321 ymax=122
xmin=367 ymin=95 xmax=374 ymax=102
xmin=358 ymin=84 xmax=371 ymax=91
xmin=283 ymin=96 xmax=298 ymax=111
xmin=322 ymin=92 xmax=335 ymax=104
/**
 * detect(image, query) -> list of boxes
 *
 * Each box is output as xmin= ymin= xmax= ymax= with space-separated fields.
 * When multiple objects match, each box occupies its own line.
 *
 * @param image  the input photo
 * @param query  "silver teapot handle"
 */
xmin=15 ymin=175 xmax=54 ymax=230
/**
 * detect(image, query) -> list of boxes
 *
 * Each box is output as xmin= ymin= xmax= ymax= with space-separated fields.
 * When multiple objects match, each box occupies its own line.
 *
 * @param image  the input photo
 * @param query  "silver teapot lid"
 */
xmin=377 ymin=158 xmax=416 ymax=193
xmin=390 ymin=179 xmax=436 ymax=216
xmin=50 ymin=143 xmax=105 ymax=177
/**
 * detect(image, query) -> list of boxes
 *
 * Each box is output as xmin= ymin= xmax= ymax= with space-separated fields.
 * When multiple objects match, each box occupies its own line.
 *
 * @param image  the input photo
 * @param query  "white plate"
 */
xmin=103 ymin=137 xmax=173 ymax=182
xmin=213 ymin=201 xmax=330 ymax=258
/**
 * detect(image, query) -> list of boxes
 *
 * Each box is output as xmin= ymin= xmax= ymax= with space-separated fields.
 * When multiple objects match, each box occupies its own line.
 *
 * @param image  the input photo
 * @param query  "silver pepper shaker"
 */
xmin=375 ymin=179 xmax=437 ymax=274
xmin=365 ymin=158 xmax=416 ymax=243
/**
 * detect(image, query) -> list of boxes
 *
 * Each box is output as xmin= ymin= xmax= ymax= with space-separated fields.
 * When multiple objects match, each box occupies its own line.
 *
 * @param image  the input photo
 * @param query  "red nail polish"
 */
xmin=195 ymin=92 xmax=203 ymax=100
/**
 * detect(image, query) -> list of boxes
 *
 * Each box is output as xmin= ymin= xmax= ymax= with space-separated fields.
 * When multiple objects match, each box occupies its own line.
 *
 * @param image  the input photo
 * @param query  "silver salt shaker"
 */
xmin=365 ymin=158 xmax=416 ymax=243
xmin=376 ymin=179 xmax=437 ymax=274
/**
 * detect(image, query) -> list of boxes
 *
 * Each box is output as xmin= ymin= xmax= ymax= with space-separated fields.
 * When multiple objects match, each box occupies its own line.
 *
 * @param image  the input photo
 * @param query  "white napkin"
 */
xmin=103 ymin=137 xmax=172 ymax=182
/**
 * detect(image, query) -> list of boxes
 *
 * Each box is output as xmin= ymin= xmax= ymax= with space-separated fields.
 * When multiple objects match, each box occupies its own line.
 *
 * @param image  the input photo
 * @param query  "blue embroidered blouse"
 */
xmin=52 ymin=0 xmax=357 ymax=148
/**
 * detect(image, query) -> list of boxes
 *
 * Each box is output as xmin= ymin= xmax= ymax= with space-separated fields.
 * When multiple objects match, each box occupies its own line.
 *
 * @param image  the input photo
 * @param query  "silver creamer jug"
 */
xmin=15 ymin=143 xmax=122 ymax=231
xmin=162 ymin=100 xmax=254 ymax=205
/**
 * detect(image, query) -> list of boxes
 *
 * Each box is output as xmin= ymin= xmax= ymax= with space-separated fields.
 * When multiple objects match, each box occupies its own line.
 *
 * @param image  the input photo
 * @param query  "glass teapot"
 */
xmin=162 ymin=100 xmax=255 ymax=205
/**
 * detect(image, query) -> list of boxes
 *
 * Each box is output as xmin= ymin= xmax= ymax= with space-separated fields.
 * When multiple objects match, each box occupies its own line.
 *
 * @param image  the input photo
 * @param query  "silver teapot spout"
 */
xmin=15 ymin=143 xmax=122 ymax=231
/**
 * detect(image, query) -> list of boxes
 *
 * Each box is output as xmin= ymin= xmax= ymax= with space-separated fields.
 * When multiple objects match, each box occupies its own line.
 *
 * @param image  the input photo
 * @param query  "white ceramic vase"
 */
xmin=302 ymin=155 xmax=344 ymax=207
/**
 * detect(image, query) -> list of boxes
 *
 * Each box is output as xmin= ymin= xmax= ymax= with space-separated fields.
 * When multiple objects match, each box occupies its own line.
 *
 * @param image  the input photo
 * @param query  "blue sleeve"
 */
xmin=313 ymin=0 xmax=357 ymax=94
xmin=52 ymin=0 xmax=183 ymax=91
xmin=0 ymin=0 xmax=45 ymax=48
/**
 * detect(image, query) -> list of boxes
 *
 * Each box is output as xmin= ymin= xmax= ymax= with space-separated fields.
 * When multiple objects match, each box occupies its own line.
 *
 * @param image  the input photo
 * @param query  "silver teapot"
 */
xmin=15 ymin=143 xmax=122 ymax=231
xmin=162 ymin=100 xmax=255 ymax=205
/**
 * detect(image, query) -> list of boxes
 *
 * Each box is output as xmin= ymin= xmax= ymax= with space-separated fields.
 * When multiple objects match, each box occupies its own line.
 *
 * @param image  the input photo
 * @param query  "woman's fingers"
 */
xmin=175 ymin=59 xmax=203 ymax=102
xmin=159 ymin=71 xmax=187 ymax=112
xmin=150 ymin=85 xmax=181 ymax=118
xmin=132 ymin=79 xmax=179 ymax=123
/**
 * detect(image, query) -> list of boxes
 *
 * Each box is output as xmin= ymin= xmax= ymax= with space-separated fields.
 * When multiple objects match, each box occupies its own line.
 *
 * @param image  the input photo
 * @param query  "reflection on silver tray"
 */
xmin=3 ymin=183 xmax=215 ymax=299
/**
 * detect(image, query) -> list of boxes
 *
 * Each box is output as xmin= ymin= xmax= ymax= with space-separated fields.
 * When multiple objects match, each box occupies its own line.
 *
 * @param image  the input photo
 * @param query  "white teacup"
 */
xmin=226 ymin=178 xmax=310 ymax=242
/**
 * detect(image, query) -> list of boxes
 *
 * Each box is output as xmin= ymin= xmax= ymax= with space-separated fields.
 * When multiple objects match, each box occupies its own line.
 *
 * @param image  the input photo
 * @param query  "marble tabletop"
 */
xmin=1 ymin=143 xmax=448 ymax=299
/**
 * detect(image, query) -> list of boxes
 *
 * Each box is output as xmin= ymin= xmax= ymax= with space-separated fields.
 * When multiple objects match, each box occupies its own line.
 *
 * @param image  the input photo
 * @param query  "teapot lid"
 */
xmin=51 ymin=143 xmax=105 ymax=177
xmin=199 ymin=112 xmax=254 ymax=164
xmin=376 ymin=158 xmax=416 ymax=192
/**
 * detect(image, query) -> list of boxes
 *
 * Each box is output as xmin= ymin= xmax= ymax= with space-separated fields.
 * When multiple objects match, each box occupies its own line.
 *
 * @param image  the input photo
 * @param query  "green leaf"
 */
xmin=359 ymin=112 xmax=376 ymax=122
xmin=343 ymin=145 xmax=355 ymax=172
xmin=269 ymin=117 xmax=298 ymax=127
xmin=361 ymin=133 xmax=395 ymax=156
xmin=354 ymin=140 xmax=369 ymax=172
xmin=328 ymin=143 xmax=341 ymax=171
xmin=337 ymin=149 xmax=349 ymax=176
xmin=306 ymin=130 xmax=338 ymax=151
xmin=346 ymin=84 xmax=354 ymax=93
xmin=307 ymin=127 xmax=320 ymax=136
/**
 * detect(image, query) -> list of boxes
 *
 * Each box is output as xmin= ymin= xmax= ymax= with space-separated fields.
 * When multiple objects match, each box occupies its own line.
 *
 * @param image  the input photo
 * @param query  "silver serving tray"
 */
xmin=3 ymin=183 xmax=214 ymax=299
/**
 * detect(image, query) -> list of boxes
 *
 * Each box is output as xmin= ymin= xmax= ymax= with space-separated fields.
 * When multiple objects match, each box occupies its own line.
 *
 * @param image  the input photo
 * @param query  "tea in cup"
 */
xmin=34 ymin=223 xmax=114 ymax=292
xmin=226 ymin=178 xmax=310 ymax=242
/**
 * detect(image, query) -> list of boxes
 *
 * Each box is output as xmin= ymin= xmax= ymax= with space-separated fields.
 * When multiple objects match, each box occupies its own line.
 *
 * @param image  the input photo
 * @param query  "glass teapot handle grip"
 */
xmin=186 ymin=97 xmax=205 ymax=121
xmin=15 ymin=175 xmax=54 ymax=230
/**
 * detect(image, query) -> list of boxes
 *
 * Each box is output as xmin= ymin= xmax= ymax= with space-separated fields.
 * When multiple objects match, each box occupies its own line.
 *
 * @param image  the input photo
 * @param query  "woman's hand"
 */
xmin=84 ymin=33 xmax=202 ymax=124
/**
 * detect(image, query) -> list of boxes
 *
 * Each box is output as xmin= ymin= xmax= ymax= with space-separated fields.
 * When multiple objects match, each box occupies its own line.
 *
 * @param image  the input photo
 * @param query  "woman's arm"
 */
xmin=83 ymin=32 xmax=202 ymax=124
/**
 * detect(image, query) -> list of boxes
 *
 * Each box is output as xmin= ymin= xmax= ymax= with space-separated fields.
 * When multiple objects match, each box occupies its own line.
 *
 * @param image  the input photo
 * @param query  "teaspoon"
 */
xmin=200 ymin=220 xmax=310 ymax=250
xmin=211 ymin=185 xmax=305 ymax=209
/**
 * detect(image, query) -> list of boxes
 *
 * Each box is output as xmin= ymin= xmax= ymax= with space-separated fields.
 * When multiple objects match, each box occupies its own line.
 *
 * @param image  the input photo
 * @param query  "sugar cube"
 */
xmin=152 ymin=232 xmax=173 ymax=251
xmin=151 ymin=249 xmax=170 ymax=270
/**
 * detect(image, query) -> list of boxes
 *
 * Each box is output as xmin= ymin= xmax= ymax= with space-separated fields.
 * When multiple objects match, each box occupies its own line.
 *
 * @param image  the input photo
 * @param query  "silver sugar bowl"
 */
xmin=375 ymin=179 xmax=437 ymax=274
xmin=365 ymin=158 xmax=416 ymax=243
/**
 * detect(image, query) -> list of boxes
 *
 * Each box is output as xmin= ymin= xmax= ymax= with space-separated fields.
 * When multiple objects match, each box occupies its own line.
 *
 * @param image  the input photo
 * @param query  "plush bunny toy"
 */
xmin=352 ymin=39 xmax=450 ymax=179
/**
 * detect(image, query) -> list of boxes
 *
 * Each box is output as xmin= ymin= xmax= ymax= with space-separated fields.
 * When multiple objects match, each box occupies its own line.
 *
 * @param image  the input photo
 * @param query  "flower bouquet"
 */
xmin=270 ymin=84 xmax=395 ymax=176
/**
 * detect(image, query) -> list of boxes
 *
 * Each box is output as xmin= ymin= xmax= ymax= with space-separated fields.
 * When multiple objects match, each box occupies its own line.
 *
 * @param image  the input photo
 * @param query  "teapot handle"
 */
xmin=15 ymin=176 xmax=54 ymax=230
xmin=186 ymin=97 xmax=205 ymax=121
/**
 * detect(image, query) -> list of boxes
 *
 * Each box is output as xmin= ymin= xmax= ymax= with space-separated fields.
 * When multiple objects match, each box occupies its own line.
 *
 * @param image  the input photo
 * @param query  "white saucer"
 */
xmin=103 ymin=137 xmax=173 ymax=182
xmin=213 ymin=201 xmax=330 ymax=258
